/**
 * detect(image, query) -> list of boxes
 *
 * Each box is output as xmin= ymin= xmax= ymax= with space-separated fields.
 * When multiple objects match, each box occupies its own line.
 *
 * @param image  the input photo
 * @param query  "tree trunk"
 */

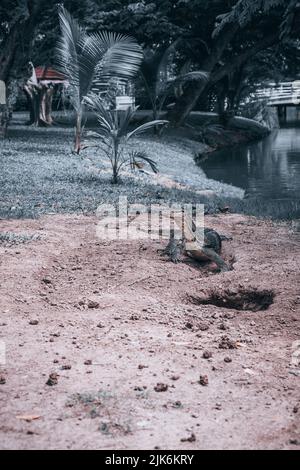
xmin=167 ymin=24 xmax=240 ymax=126
xmin=74 ymin=111 xmax=82 ymax=154
xmin=44 ymin=88 xmax=54 ymax=125
xmin=0 ymin=105 xmax=9 ymax=138
xmin=0 ymin=25 xmax=19 ymax=137
xmin=0 ymin=1 xmax=45 ymax=137
xmin=24 ymin=83 xmax=54 ymax=127
xmin=168 ymin=26 xmax=280 ymax=127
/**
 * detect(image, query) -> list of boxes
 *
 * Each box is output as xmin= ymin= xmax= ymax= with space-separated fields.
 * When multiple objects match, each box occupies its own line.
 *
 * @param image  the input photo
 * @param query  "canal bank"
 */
xmin=195 ymin=125 xmax=300 ymax=221
xmin=199 ymin=127 xmax=300 ymax=202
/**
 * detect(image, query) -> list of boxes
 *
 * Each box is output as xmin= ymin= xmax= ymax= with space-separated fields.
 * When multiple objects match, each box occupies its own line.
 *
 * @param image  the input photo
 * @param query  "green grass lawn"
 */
xmin=0 ymin=119 xmax=299 ymax=221
xmin=0 ymin=125 xmax=220 ymax=219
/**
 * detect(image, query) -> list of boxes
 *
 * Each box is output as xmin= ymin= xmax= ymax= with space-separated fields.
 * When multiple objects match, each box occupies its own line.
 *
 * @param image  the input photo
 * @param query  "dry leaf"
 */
xmin=16 ymin=414 xmax=41 ymax=422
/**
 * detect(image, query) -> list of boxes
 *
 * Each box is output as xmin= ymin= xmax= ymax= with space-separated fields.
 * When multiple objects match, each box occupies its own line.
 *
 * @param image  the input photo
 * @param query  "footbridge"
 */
xmin=256 ymin=81 xmax=300 ymax=106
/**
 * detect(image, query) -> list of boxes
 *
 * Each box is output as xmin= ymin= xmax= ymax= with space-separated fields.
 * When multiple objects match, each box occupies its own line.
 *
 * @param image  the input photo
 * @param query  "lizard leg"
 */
xmin=219 ymin=234 xmax=233 ymax=242
xmin=169 ymin=239 xmax=183 ymax=263
xmin=158 ymin=240 xmax=172 ymax=256
xmin=158 ymin=231 xmax=175 ymax=256
xmin=200 ymin=247 xmax=230 ymax=272
xmin=202 ymin=247 xmax=230 ymax=271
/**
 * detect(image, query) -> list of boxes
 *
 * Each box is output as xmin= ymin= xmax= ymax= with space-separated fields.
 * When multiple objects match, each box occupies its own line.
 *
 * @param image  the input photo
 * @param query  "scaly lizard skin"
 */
xmin=162 ymin=213 xmax=231 ymax=272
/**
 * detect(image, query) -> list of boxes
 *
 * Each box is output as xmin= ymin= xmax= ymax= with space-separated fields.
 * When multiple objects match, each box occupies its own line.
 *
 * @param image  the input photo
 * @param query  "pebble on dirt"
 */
xmin=224 ymin=357 xmax=232 ymax=363
xmin=0 ymin=375 xmax=6 ymax=385
xmin=154 ymin=383 xmax=168 ymax=392
xmin=181 ymin=433 xmax=196 ymax=443
xmin=46 ymin=373 xmax=59 ymax=386
xmin=199 ymin=375 xmax=209 ymax=386
xmin=202 ymin=351 xmax=213 ymax=359
xmin=219 ymin=336 xmax=238 ymax=350
xmin=289 ymin=439 xmax=300 ymax=446
xmin=29 ymin=320 xmax=39 ymax=325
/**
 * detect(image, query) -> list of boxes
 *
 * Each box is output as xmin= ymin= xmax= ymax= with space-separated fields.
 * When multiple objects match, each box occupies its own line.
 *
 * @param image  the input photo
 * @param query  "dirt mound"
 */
xmin=0 ymin=213 xmax=299 ymax=450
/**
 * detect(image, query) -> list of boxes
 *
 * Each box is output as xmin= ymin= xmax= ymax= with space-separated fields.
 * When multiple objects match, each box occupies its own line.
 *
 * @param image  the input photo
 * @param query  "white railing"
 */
xmin=255 ymin=81 xmax=300 ymax=106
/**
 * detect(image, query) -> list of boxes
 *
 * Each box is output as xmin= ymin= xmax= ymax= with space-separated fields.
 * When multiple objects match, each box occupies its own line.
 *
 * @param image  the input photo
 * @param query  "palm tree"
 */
xmin=56 ymin=6 xmax=143 ymax=153
xmin=84 ymin=93 xmax=168 ymax=184
xmin=141 ymin=42 xmax=209 ymax=127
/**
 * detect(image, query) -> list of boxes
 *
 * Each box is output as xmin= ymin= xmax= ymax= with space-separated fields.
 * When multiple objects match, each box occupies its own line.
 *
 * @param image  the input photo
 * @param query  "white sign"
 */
xmin=116 ymin=96 xmax=135 ymax=111
xmin=0 ymin=80 xmax=6 ymax=105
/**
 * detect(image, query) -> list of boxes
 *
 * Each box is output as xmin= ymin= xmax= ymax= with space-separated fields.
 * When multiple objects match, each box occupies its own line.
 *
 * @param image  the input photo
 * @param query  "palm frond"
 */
xmin=56 ymin=6 xmax=86 ymax=110
xmin=154 ymin=40 xmax=180 ymax=97
xmin=175 ymin=71 xmax=209 ymax=84
xmin=129 ymin=150 xmax=158 ymax=174
xmin=127 ymin=120 xmax=168 ymax=140
xmin=94 ymin=31 xmax=143 ymax=81
xmin=117 ymin=107 xmax=137 ymax=138
xmin=141 ymin=40 xmax=180 ymax=103
xmin=57 ymin=7 xmax=143 ymax=109
xmin=84 ymin=93 xmax=115 ymax=135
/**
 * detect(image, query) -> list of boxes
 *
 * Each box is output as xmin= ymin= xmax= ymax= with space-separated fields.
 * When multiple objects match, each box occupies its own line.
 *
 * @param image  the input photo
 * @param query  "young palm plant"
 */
xmin=56 ymin=6 xmax=143 ymax=153
xmin=84 ymin=93 xmax=168 ymax=184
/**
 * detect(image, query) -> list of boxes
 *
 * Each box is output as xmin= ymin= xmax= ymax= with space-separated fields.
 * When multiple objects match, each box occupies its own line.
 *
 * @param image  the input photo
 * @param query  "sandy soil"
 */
xmin=0 ymin=213 xmax=299 ymax=450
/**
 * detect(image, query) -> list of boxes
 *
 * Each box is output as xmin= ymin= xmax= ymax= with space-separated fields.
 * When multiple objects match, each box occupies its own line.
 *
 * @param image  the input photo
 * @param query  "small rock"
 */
xmin=185 ymin=322 xmax=193 ymax=330
xmin=224 ymin=357 xmax=232 ymax=363
xmin=0 ymin=375 xmax=6 ymax=385
xmin=87 ymin=300 xmax=99 ymax=309
xmin=171 ymin=375 xmax=180 ymax=381
xmin=61 ymin=365 xmax=72 ymax=370
xmin=290 ymin=438 xmax=300 ymax=446
xmin=202 ymin=351 xmax=212 ymax=360
xmin=181 ymin=433 xmax=196 ymax=443
xmin=46 ymin=373 xmax=58 ymax=386
xmin=42 ymin=278 xmax=52 ymax=285
xmin=219 ymin=336 xmax=238 ymax=350
xmin=293 ymin=406 xmax=299 ymax=414
xmin=84 ymin=360 xmax=92 ymax=366
xmin=29 ymin=320 xmax=39 ymax=326
xmin=199 ymin=375 xmax=209 ymax=386
xmin=154 ymin=383 xmax=168 ymax=392
xmin=172 ymin=401 xmax=183 ymax=409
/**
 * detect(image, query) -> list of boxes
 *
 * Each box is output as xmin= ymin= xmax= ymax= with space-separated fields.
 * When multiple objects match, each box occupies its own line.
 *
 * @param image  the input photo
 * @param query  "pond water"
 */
xmin=200 ymin=127 xmax=300 ymax=201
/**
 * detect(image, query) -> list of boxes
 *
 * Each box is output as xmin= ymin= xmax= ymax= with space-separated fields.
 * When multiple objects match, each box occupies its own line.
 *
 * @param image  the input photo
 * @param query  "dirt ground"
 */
xmin=0 ymin=213 xmax=299 ymax=450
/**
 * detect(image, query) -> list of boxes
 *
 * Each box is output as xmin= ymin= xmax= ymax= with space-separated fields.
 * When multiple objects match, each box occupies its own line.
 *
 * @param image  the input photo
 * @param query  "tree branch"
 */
xmin=211 ymin=32 xmax=279 ymax=85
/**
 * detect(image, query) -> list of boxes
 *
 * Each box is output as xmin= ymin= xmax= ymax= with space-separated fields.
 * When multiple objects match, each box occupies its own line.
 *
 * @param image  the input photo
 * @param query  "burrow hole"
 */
xmin=187 ymin=288 xmax=275 ymax=312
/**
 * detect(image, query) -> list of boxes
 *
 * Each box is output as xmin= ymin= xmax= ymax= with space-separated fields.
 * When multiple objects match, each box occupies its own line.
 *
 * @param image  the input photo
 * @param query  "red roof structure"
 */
xmin=35 ymin=67 xmax=66 ymax=83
